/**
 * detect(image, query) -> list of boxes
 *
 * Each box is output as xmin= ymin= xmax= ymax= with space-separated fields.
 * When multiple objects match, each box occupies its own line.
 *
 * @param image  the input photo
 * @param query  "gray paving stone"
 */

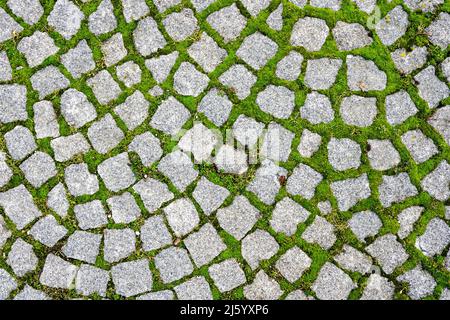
xmin=192 ymin=176 xmax=230 ymax=215
xmin=87 ymin=70 xmax=122 ymax=105
xmin=111 ymin=259 xmax=152 ymax=297
xmin=331 ymin=174 xmax=371 ymax=211
xmin=31 ymin=66 xmax=69 ymax=99
xmin=217 ymin=196 xmax=260 ymax=240
xmin=158 ymin=151 xmax=198 ymax=192
xmin=404 ymin=0 xmax=444 ymax=12
xmin=334 ymin=245 xmax=372 ymax=274
xmin=247 ymin=160 xmax=287 ymax=205
xmin=137 ymin=290 xmax=174 ymax=300
xmin=116 ymin=62 xmax=141 ymax=88
xmin=88 ymin=114 xmax=124 ymax=154
xmin=360 ymin=274 xmax=395 ymax=300
xmin=0 ymin=8 xmax=23 ymax=43
xmin=288 ymin=0 xmax=307 ymax=8
xmin=232 ymin=115 xmax=264 ymax=147
xmin=88 ymin=0 xmax=116 ymax=35
xmin=0 ymin=84 xmax=27 ymax=124
xmin=397 ymin=266 xmax=436 ymax=299
xmin=102 ymin=33 xmax=127 ymax=67
xmin=133 ymin=178 xmax=174 ymax=212
xmin=340 ymin=95 xmax=377 ymax=127
xmin=175 ymin=276 xmax=213 ymax=300
xmin=206 ymin=4 xmax=247 ymax=43
xmin=51 ymin=133 xmax=90 ymax=162
xmin=240 ymin=0 xmax=270 ymax=17
xmin=348 ymin=210 xmax=382 ymax=242
xmin=276 ymin=51 xmax=303 ymax=81
xmin=426 ymin=12 xmax=450 ymax=49
xmin=29 ymin=215 xmax=67 ymax=247
xmin=98 ymin=153 xmax=135 ymax=192
xmin=148 ymin=85 xmax=164 ymax=97
xmin=414 ymin=66 xmax=449 ymax=108
xmin=191 ymin=0 xmax=215 ymax=12
xmin=302 ymin=216 xmax=336 ymax=250
xmin=75 ymin=264 xmax=109 ymax=297
xmin=153 ymin=0 xmax=181 ymax=13
xmin=287 ymin=163 xmax=323 ymax=200
xmin=121 ymin=0 xmax=149 ymax=23
xmin=198 ymin=88 xmax=233 ymax=126
xmin=145 ymin=51 xmax=178 ymax=84
xmin=267 ymin=4 xmax=283 ymax=31
xmin=317 ymin=201 xmax=332 ymax=215
xmin=208 ymin=259 xmax=246 ymax=293
xmin=291 ymin=17 xmax=329 ymax=51
xmin=312 ymin=262 xmax=356 ymax=300
xmin=328 ymin=138 xmax=361 ymax=171
xmin=4 ymin=125 xmax=36 ymax=161
xmin=310 ymin=0 xmax=341 ymax=10
xmin=0 ymin=51 xmax=12 ymax=81
xmin=61 ymin=89 xmax=97 ymax=129
xmin=39 ymin=254 xmax=78 ymax=289
xmin=214 ymin=145 xmax=248 ymax=174
xmin=7 ymin=0 xmax=43 ymax=25
xmin=237 ymin=32 xmax=278 ymax=70
xmin=178 ymin=122 xmax=219 ymax=162
xmin=62 ymin=231 xmax=102 ymax=263
xmin=47 ymin=0 xmax=84 ymax=40
xmin=0 ymin=269 xmax=17 ymax=300
xmin=285 ymin=289 xmax=314 ymax=300
xmin=219 ymin=64 xmax=257 ymax=100
xmin=107 ymin=192 xmax=141 ymax=224
xmin=47 ymin=183 xmax=69 ymax=218
xmin=301 ymin=91 xmax=334 ymax=124
xmin=140 ymin=215 xmax=172 ymax=251
xmin=305 ymin=58 xmax=342 ymax=90
xmin=65 ymin=163 xmax=99 ymax=197
xmin=385 ymin=90 xmax=418 ymax=126
xmin=163 ymin=198 xmax=199 ymax=237
xmin=0 ymin=184 xmax=42 ymax=230
xmin=261 ymin=122 xmax=295 ymax=162
xmin=128 ymin=132 xmax=162 ymax=166
xmin=18 ymin=31 xmax=58 ymax=68
xmin=154 ymin=247 xmax=194 ymax=283
xmin=33 ymin=101 xmax=59 ymax=139
xmin=367 ymin=139 xmax=401 ymax=171
xmin=440 ymin=288 xmax=450 ymax=300
xmin=347 ymin=55 xmax=386 ymax=92
xmin=185 ymin=223 xmax=226 ymax=267
xmin=379 ymin=173 xmax=418 ymax=207
xmin=402 ymin=130 xmax=438 ymax=164
xmin=398 ymin=206 xmax=424 ymax=239
xmin=104 ymin=228 xmax=136 ymax=263
xmin=270 ymin=197 xmax=310 ymax=236
xmin=415 ymin=218 xmax=450 ymax=257
xmin=244 ymin=270 xmax=283 ymax=300
xmin=7 ymin=238 xmax=38 ymax=277
xmin=61 ymin=40 xmax=95 ymax=79
xmin=0 ymin=216 xmax=12 ymax=248
xmin=173 ymin=62 xmax=209 ymax=97
xmin=391 ymin=46 xmax=428 ymax=75
xmin=375 ymin=6 xmax=409 ymax=46
xmin=150 ymin=96 xmax=190 ymax=135
xmin=441 ymin=57 xmax=450 ymax=82
xmin=333 ymin=21 xmax=372 ymax=51
xmin=188 ymin=33 xmax=226 ymax=73
xmin=133 ymin=17 xmax=166 ymax=56
xmin=429 ymin=106 xmax=450 ymax=146
xmin=421 ymin=160 xmax=450 ymax=201
xmin=74 ymin=200 xmax=107 ymax=230
xmin=20 ymin=151 xmax=56 ymax=188
xmin=256 ymin=85 xmax=295 ymax=119
xmin=163 ymin=9 xmax=198 ymax=42
xmin=276 ymin=247 xmax=311 ymax=283
xmin=366 ymin=234 xmax=409 ymax=274
xmin=14 ymin=285 xmax=50 ymax=300
xmin=242 ymin=229 xmax=279 ymax=270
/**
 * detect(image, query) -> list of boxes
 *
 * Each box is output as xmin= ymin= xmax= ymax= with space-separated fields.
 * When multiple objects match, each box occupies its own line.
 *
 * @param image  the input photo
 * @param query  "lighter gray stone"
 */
xmin=116 ymin=61 xmax=141 ymax=88
xmin=270 ymin=197 xmax=310 ymax=236
xmin=267 ymin=4 xmax=283 ymax=31
xmin=7 ymin=238 xmax=38 ymax=277
xmin=121 ymin=0 xmax=149 ymax=23
xmin=347 ymin=55 xmax=386 ymax=91
xmin=17 ymin=31 xmax=58 ymax=68
xmin=217 ymin=196 xmax=260 ymax=240
xmin=0 ymin=8 xmax=23 ymax=43
xmin=414 ymin=66 xmax=449 ymax=108
xmin=7 ymin=0 xmax=43 ymax=25
xmin=242 ymin=229 xmax=279 ymax=270
xmin=20 ymin=151 xmax=57 ymax=188
xmin=102 ymin=33 xmax=127 ymax=66
xmin=257 ymin=85 xmax=295 ymax=119
xmin=331 ymin=174 xmax=371 ymax=211
xmin=128 ymin=132 xmax=162 ymax=166
xmin=65 ymin=163 xmax=99 ymax=197
xmin=157 ymin=150 xmax=198 ymax=192
xmin=301 ymin=92 xmax=334 ymax=124
xmin=140 ymin=215 xmax=172 ymax=251
xmin=219 ymin=64 xmax=257 ymax=100
xmin=214 ymin=145 xmax=248 ymax=174
xmin=247 ymin=160 xmax=287 ymax=205
xmin=0 ymin=269 xmax=17 ymax=300
xmin=385 ymin=90 xmax=418 ymax=125
xmin=379 ymin=173 xmax=418 ymax=207
xmin=312 ymin=262 xmax=356 ymax=300
xmin=178 ymin=122 xmax=219 ymax=162
xmin=104 ymin=228 xmax=136 ymax=263
xmin=302 ymin=216 xmax=336 ymax=250
xmin=349 ymin=211 xmax=382 ymax=242
xmin=192 ymin=177 xmax=230 ymax=215
xmin=0 ymin=51 xmax=12 ymax=81
xmin=88 ymin=0 xmax=117 ymax=35
xmin=0 ymin=84 xmax=27 ymax=123
xmin=47 ymin=0 xmax=84 ymax=40
xmin=133 ymin=17 xmax=166 ymax=56
xmin=61 ymin=89 xmax=97 ymax=129
xmin=334 ymin=245 xmax=372 ymax=274
xmin=33 ymin=101 xmax=59 ymax=138
xmin=208 ymin=259 xmax=246 ymax=293
xmin=305 ymin=58 xmax=342 ymax=90
xmin=163 ymin=198 xmax=199 ymax=237
xmin=133 ymin=178 xmax=174 ymax=213
xmin=401 ymin=130 xmax=438 ymax=164
xmin=287 ymin=164 xmax=323 ymax=200
xmin=207 ymin=4 xmax=247 ymax=43
xmin=188 ymin=33 xmax=226 ymax=73
xmin=76 ymin=265 xmax=109 ymax=297
xmin=333 ymin=21 xmax=372 ymax=51
xmin=185 ymin=223 xmax=226 ymax=267
xmin=111 ymin=259 xmax=152 ymax=297
xmin=107 ymin=193 xmax=141 ymax=224
xmin=415 ymin=218 xmax=450 ymax=257
xmin=87 ymin=114 xmax=124 ymax=154
xmin=375 ymin=6 xmax=409 ymax=46
xmin=237 ymin=32 xmax=278 ymax=70
xmin=154 ymin=247 xmax=194 ymax=283
xmin=114 ymin=91 xmax=148 ymax=130
xmin=398 ymin=206 xmax=424 ymax=239
xmin=31 ymin=66 xmax=69 ymax=99
xmin=74 ymin=200 xmax=107 ymax=230
xmin=261 ymin=122 xmax=295 ymax=162
xmin=175 ymin=277 xmax=213 ymax=300
xmin=198 ymin=88 xmax=233 ymax=126
xmin=327 ymin=138 xmax=361 ymax=171
xmin=163 ymin=9 xmax=198 ymax=42
xmin=61 ymin=40 xmax=95 ymax=78
xmin=232 ymin=115 xmax=264 ymax=147
xmin=62 ymin=231 xmax=101 ymax=263
xmin=145 ymin=51 xmax=178 ymax=84
xmin=14 ymin=285 xmax=49 ymax=300
xmin=367 ymin=139 xmax=400 ymax=171
xmin=391 ymin=46 xmax=428 ymax=75
xmin=173 ymin=62 xmax=209 ymax=97
xmin=150 ymin=96 xmax=190 ymax=135
xmin=29 ymin=215 xmax=67 ymax=247
xmin=244 ymin=270 xmax=283 ymax=300
xmin=51 ymin=133 xmax=90 ymax=162
xmin=366 ymin=234 xmax=409 ymax=274
xmin=39 ymin=254 xmax=78 ymax=289
xmin=426 ymin=12 xmax=450 ymax=49
xmin=291 ymin=17 xmax=329 ymax=51
xmin=397 ymin=266 xmax=436 ymax=300
xmin=361 ymin=274 xmax=395 ymax=300
xmin=4 ymin=126 xmax=36 ymax=161
xmin=87 ymin=70 xmax=121 ymax=105
xmin=47 ymin=183 xmax=69 ymax=217
xmin=276 ymin=51 xmax=303 ymax=81
xmin=276 ymin=247 xmax=311 ymax=283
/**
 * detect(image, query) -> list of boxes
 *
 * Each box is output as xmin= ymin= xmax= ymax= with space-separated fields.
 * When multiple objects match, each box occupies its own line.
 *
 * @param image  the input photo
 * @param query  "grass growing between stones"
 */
xmin=0 ymin=0 xmax=449 ymax=300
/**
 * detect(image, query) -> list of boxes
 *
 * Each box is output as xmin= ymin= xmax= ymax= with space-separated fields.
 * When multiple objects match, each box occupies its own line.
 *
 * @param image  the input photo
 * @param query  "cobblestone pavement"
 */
xmin=0 ymin=0 xmax=449 ymax=300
